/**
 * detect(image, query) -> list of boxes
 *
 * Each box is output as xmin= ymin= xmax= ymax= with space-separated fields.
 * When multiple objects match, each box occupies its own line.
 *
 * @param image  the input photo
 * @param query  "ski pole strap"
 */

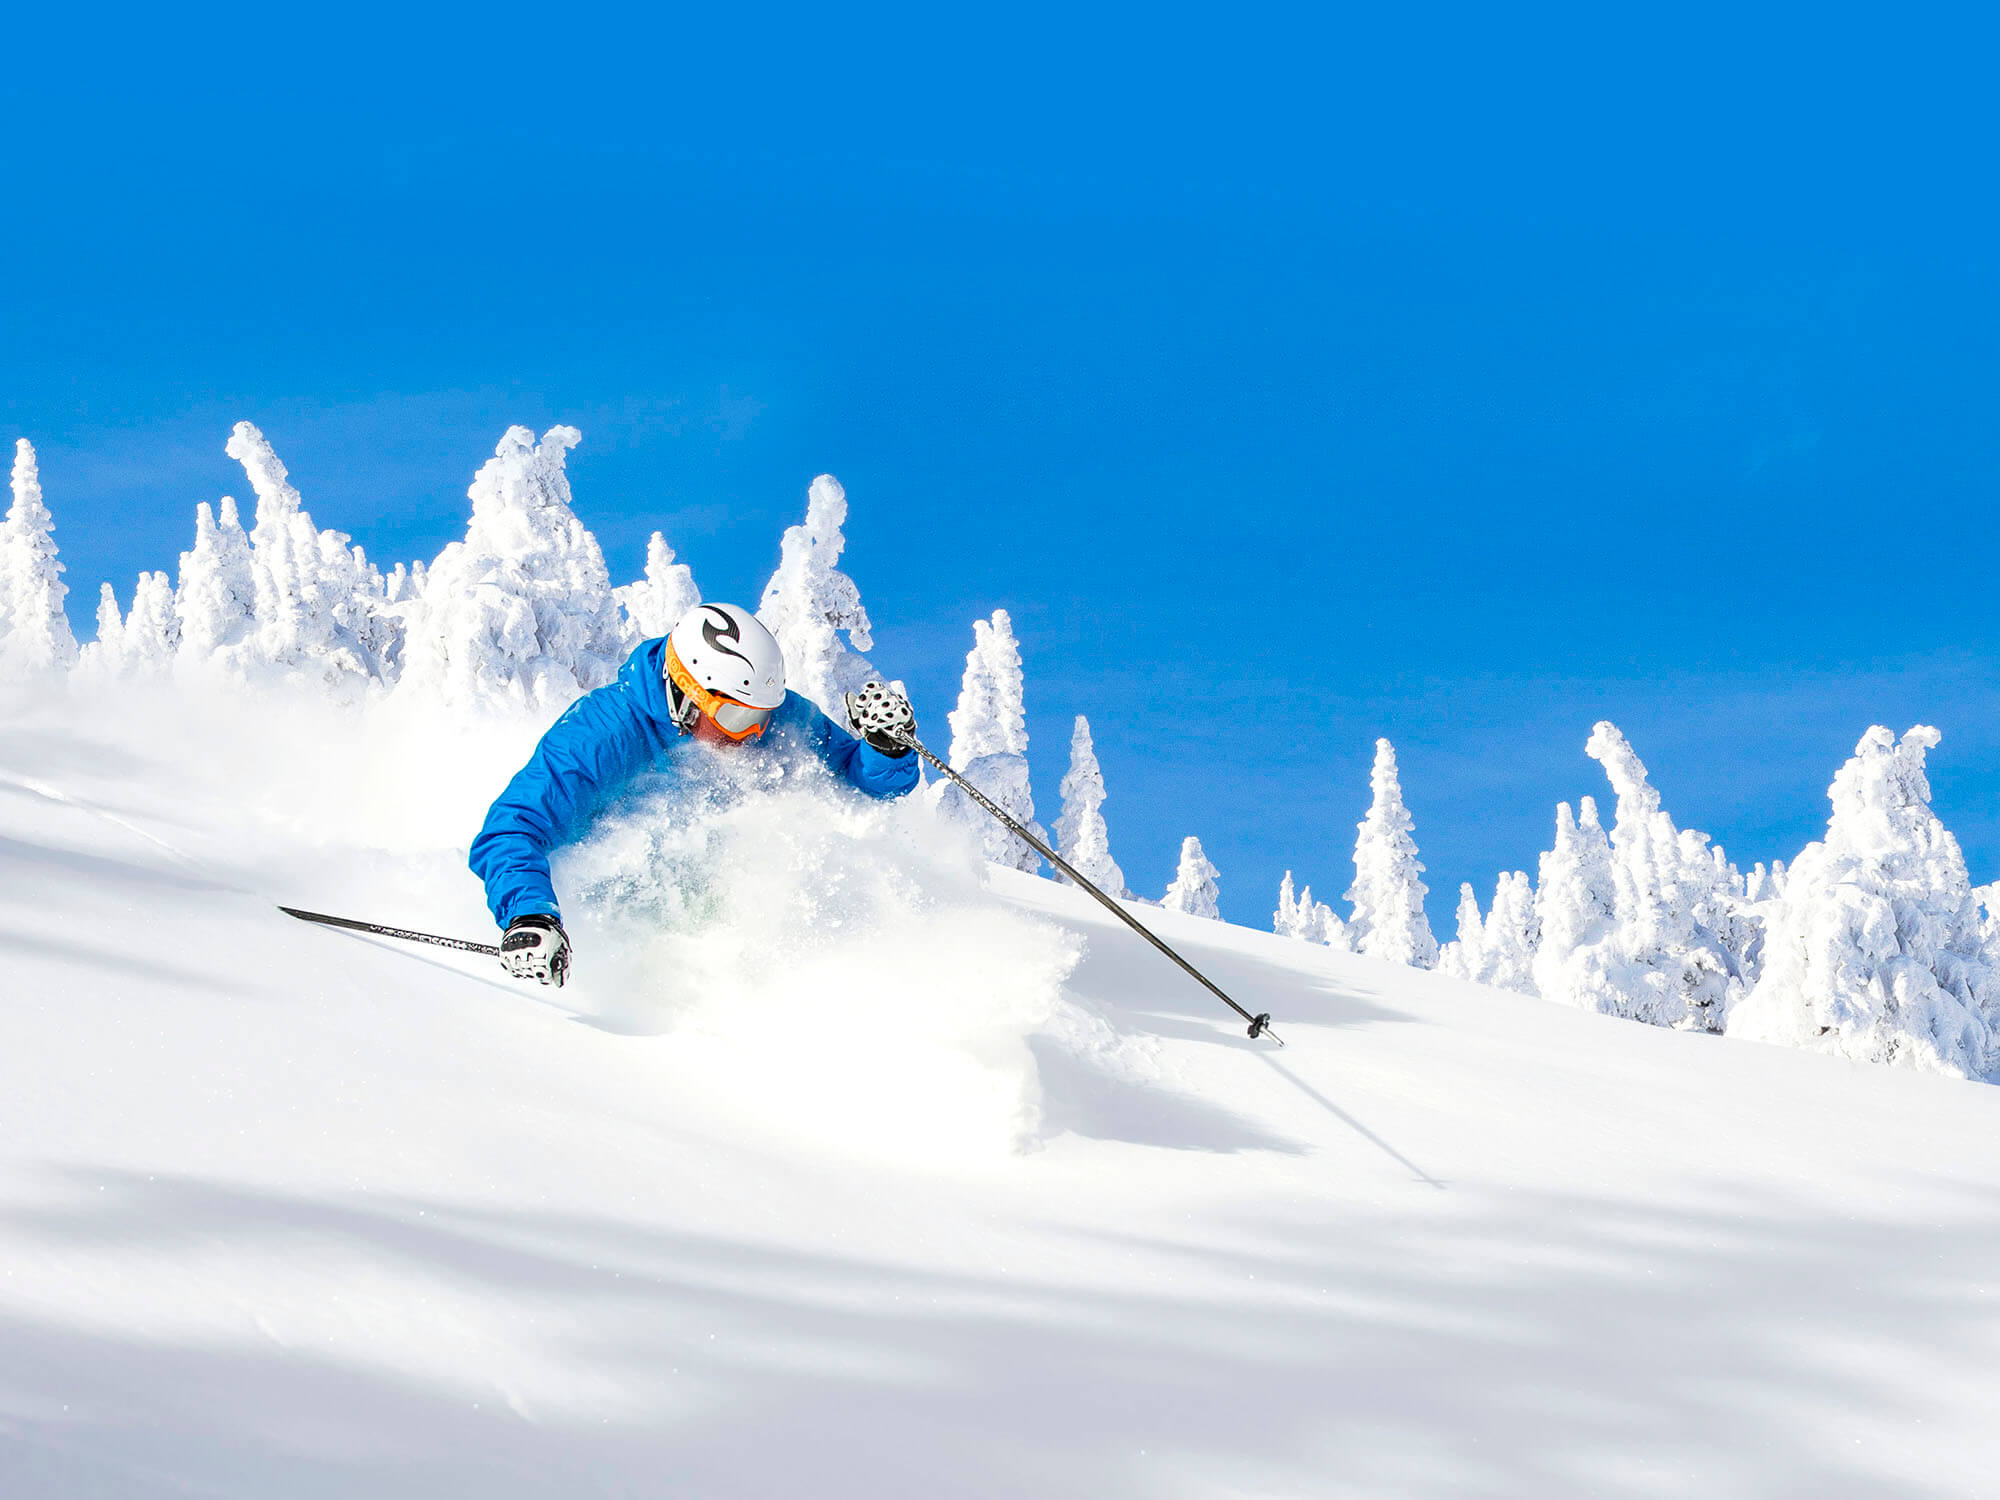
xmin=278 ymin=906 xmax=502 ymax=957
xmin=897 ymin=732 xmax=1282 ymax=1046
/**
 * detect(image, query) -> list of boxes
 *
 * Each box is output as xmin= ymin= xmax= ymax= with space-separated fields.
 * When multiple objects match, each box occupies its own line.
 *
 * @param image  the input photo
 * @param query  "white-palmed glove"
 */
xmin=500 ymin=914 xmax=570 ymax=987
xmin=845 ymin=683 xmax=916 ymax=756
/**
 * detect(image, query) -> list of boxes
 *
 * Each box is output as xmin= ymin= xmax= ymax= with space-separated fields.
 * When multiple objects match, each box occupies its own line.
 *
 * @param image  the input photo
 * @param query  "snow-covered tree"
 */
xmin=397 ymin=425 xmax=628 ymax=716
xmin=384 ymin=559 xmax=427 ymax=605
xmin=1276 ymin=872 xmax=1305 ymax=937
xmin=934 ymin=609 xmax=1045 ymax=872
xmin=1438 ymin=884 xmax=1486 ymax=980
xmin=1583 ymin=722 xmax=1750 ymax=1031
xmin=225 ymin=423 xmax=397 ymax=692
xmin=79 ymin=584 xmax=125 ymax=679
xmin=1532 ymin=797 xmax=1620 ymax=1010
xmin=1276 ymin=871 xmax=1349 ymax=949
xmin=947 ymin=610 xmax=1026 ymax=765
xmin=1344 ymin=739 xmax=1437 ymax=967
xmin=1163 ymin=835 xmax=1222 ymax=919
xmin=757 ymin=474 xmax=880 ymax=726
xmin=1478 ymin=870 xmax=1540 ymax=995
xmin=1745 ymin=859 xmax=1788 ymax=904
xmin=173 ymin=497 xmax=258 ymax=672
xmin=1439 ymin=872 xmax=1538 ymax=993
xmin=1728 ymin=726 xmax=1999 ymax=1079
xmin=616 ymin=531 xmax=701 ymax=641
xmin=1053 ymin=715 xmax=1130 ymax=898
xmin=122 ymin=571 xmax=179 ymax=674
xmin=77 ymin=573 xmax=178 ymax=681
xmin=0 ymin=439 xmax=79 ymax=677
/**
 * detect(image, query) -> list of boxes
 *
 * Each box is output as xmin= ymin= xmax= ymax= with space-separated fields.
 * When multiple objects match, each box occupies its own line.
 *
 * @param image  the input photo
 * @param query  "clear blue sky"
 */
xmin=6 ymin=4 xmax=1998 ymax=927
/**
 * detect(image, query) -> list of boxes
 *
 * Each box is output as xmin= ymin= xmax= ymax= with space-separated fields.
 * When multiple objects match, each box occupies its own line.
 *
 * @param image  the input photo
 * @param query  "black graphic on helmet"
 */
xmin=700 ymin=606 xmax=754 ymax=670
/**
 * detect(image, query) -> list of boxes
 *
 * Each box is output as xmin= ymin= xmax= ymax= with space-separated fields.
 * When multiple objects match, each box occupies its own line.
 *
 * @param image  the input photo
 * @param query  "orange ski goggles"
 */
xmin=664 ymin=638 xmax=775 ymax=741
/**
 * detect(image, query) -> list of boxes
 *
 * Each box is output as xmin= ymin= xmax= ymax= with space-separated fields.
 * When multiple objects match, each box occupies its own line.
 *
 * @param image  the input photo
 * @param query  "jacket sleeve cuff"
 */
xmin=500 ymin=897 xmax=564 ymax=928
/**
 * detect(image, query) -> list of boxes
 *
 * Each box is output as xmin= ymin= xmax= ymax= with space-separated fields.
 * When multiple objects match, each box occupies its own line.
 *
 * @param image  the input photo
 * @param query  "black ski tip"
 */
xmin=1247 ymin=1013 xmax=1272 ymax=1040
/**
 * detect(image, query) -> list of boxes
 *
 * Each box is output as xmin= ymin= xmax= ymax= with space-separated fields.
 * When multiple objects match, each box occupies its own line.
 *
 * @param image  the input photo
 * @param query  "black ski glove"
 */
xmin=500 ymin=914 xmax=570 ymax=987
xmin=845 ymin=683 xmax=916 ymax=757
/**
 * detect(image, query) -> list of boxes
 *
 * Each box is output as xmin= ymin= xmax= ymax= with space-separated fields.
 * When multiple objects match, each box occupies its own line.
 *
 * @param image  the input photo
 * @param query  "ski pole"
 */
xmin=893 ymin=730 xmax=1282 ymax=1046
xmin=278 ymin=905 xmax=501 ymax=957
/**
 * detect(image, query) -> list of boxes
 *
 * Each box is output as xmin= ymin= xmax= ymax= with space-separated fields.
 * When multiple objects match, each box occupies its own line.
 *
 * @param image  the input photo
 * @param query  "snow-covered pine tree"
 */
xmin=1307 ymin=884 xmax=1349 ymax=948
xmin=1531 ymin=797 xmax=1620 ymax=1010
xmin=77 ymin=573 xmax=178 ymax=680
xmin=226 ymin=423 xmax=397 ymax=693
xmin=122 ymin=571 xmax=180 ymax=674
xmin=757 ymin=475 xmax=880 ymax=726
xmin=1728 ymin=725 xmax=1999 ymax=1079
xmin=1584 ymin=722 xmax=1748 ymax=1031
xmin=1438 ymin=884 xmax=1485 ymax=980
xmin=934 ymin=609 xmax=1046 ymax=872
xmin=0 ymin=439 xmax=79 ymax=678
xmin=1275 ymin=871 xmax=1349 ymax=948
xmin=397 ymin=425 xmax=628 ymax=716
xmin=1344 ymin=738 xmax=1438 ymax=967
xmin=1162 ymin=835 xmax=1222 ymax=919
xmin=1745 ymin=859 xmax=1787 ymax=904
xmin=384 ymin=559 xmax=428 ymax=605
xmin=1276 ymin=872 xmax=1307 ymax=937
xmin=78 ymin=584 xmax=125 ymax=679
xmin=1053 ymin=715 xmax=1130 ymax=898
xmin=1478 ymin=870 xmax=1540 ymax=995
xmin=173 ymin=497 xmax=258 ymax=673
xmin=616 ymin=531 xmax=701 ymax=642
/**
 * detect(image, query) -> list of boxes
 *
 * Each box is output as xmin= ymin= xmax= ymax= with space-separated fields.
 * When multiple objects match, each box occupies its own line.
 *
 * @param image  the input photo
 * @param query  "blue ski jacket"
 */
xmin=470 ymin=637 xmax=919 ymax=927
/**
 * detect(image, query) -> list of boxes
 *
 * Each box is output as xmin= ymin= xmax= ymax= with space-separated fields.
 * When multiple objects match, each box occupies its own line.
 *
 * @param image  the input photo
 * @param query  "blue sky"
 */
xmin=6 ymin=4 xmax=1998 ymax=928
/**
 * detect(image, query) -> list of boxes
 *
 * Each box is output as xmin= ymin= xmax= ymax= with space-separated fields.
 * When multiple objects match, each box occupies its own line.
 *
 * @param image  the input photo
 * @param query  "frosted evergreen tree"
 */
xmin=1479 ymin=870 xmax=1541 ymax=995
xmin=1276 ymin=872 xmax=1310 ymax=938
xmin=173 ymin=497 xmax=258 ymax=673
xmin=1276 ymin=871 xmax=1349 ymax=949
xmin=1344 ymin=739 xmax=1437 ymax=967
xmin=934 ymin=609 xmax=1045 ymax=872
xmin=0 ymin=439 xmax=79 ymax=677
xmin=937 ymin=610 xmax=1040 ymax=864
xmin=384 ymin=559 xmax=428 ymax=605
xmin=757 ymin=474 xmax=880 ymax=726
xmin=1728 ymin=726 xmax=1998 ymax=1079
xmin=77 ymin=573 xmax=177 ymax=680
xmin=1162 ymin=836 xmax=1222 ymax=919
xmin=1053 ymin=715 xmax=1130 ymax=898
xmin=226 ymin=423 xmax=397 ymax=692
xmin=1745 ymin=859 xmax=1788 ymax=904
xmin=1441 ymin=872 xmax=1539 ymax=993
xmin=616 ymin=531 xmax=701 ymax=641
xmin=1532 ymin=798 xmax=1620 ymax=1010
xmin=78 ymin=584 xmax=125 ymax=679
xmin=1438 ymin=884 xmax=1486 ymax=980
xmin=397 ymin=425 xmax=628 ymax=715
xmin=121 ymin=571 xmax=180 ymax=674
xmin=1585 ymin=722 xmax=1748 ymax=1031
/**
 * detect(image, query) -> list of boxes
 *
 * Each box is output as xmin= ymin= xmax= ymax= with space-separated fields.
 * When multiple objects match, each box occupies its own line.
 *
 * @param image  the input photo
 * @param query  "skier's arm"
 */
xmin=806 ymin=699 xmax=921 ymax=800
xmin=469 ymin=690 xmax=656 ymax=927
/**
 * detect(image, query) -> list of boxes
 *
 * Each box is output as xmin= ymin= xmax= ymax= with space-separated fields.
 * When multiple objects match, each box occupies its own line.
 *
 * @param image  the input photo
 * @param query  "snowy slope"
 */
xmin=3 ymin=684 xmax=1999 ymax=1499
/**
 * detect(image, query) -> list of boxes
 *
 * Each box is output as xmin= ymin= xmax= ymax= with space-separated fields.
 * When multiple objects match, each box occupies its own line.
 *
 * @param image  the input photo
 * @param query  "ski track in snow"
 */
xmin=3 ymin=687 xmax=2000 ymax=1499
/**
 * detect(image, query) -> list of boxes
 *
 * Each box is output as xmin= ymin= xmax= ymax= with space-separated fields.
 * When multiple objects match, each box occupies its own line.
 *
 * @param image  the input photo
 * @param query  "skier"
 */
xmin=471 ymin=602 xmax=920 ymax=986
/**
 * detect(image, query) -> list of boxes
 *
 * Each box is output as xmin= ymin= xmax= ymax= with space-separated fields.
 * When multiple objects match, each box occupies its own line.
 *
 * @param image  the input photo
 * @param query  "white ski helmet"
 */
xmin=665 ymin=603 xmax=787 ymax=734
